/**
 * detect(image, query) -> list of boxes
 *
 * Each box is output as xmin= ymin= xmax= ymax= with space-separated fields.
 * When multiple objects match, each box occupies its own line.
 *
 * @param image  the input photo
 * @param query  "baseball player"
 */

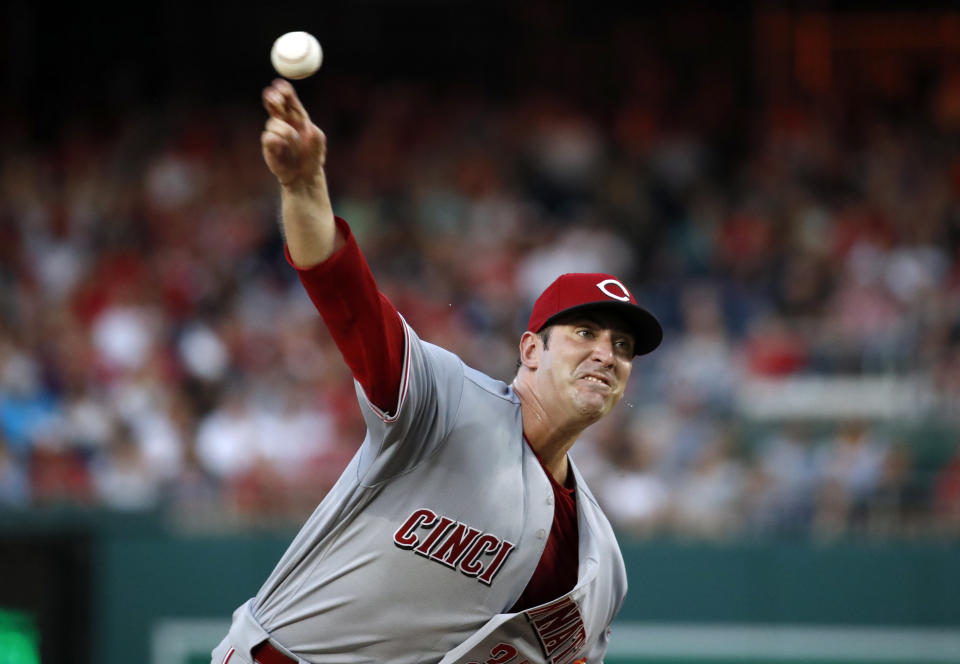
xmin=211 ymin=79 xmax=662 ymax=664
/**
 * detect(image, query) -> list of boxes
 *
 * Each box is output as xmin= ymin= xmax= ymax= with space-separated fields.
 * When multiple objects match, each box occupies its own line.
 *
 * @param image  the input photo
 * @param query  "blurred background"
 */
xmin=2 ymin=1 xmax=960 ymax=662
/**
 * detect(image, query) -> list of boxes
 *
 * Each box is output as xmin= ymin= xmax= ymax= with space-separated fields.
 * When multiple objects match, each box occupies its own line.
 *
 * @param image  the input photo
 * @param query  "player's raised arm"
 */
xmin=261 ymin=78 xmax=405 ymax=415
xmin=261 ymin=78 xmax=341 ymax=268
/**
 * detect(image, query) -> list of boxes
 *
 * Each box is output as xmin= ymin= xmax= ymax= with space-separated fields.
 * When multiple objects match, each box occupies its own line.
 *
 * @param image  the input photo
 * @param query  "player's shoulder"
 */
xmin=462 ymin=363 xmax=519 ymax=404
xmin=411 ymin=329 xmax=517 ymax=405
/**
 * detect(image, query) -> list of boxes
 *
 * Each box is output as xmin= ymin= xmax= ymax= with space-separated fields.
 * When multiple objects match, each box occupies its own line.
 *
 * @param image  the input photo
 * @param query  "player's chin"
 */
xmin=574 ymin=390 xmax=618 ymax=420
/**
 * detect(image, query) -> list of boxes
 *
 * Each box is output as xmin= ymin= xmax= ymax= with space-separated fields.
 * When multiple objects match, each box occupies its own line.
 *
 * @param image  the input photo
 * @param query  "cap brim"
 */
xmin=540 ymin=301 xmax=663 ymax=356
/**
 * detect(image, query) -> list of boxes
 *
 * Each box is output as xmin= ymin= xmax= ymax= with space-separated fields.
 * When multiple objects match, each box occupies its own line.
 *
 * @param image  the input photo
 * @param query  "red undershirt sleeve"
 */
xmin=284 ymin=217 xmax=405 ymax=415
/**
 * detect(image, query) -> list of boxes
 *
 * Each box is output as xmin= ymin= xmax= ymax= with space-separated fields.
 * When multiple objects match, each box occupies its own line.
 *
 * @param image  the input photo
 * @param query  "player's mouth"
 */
xmin=578 ymin=373 xmax=613 ymax=389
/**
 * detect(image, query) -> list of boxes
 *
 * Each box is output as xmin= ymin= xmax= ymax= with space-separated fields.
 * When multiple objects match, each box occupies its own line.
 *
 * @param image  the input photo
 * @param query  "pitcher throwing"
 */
xmin=211 ymin=78 xmax=663 ymax=664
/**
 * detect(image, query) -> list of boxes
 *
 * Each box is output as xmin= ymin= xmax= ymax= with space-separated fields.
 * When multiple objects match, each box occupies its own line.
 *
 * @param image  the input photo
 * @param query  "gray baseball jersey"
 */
xmin=212 ymin=321 xmax=628 ymax=664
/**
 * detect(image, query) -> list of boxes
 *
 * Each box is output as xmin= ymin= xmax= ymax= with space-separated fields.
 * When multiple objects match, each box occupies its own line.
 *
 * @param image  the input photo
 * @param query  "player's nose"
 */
xmin=589 ymin=332 xmax=616 ymax=365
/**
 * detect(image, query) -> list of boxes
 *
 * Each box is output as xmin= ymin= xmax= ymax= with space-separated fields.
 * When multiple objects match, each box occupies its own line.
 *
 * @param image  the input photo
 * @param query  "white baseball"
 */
xmin=270 ymin=32 xmax=323 ymax=80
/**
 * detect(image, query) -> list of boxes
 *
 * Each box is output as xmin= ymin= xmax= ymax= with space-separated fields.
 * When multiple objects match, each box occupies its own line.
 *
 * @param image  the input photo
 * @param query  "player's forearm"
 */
xmin=280 ymin=171 xmax=339 ymax=269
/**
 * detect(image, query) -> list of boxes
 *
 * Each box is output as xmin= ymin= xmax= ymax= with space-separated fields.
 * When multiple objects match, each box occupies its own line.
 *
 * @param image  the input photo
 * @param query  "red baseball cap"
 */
xmin=527 ymin=273 xmax=663 ymax=356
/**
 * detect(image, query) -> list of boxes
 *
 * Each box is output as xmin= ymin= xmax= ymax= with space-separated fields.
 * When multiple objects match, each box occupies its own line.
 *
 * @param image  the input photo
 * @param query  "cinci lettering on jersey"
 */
xmin=393 ymin=508 xmax=516 ymax=586
xmin=526 ymin=596 xmax=587 ymax=664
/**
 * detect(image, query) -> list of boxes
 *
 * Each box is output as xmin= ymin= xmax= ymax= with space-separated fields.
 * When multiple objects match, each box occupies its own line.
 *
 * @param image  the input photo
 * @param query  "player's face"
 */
xmin=537 ymin=313 xmax=635 ymax=422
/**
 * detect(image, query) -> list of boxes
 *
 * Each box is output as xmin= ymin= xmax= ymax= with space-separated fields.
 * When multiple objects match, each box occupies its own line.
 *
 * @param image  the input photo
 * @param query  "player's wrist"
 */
xmin=279 ymin=170 xmax=326 ymax=193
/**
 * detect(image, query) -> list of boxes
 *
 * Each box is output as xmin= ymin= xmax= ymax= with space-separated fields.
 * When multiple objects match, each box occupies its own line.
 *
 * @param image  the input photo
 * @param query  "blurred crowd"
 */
xmin=1 ymin=66 xmax=960 ymax=539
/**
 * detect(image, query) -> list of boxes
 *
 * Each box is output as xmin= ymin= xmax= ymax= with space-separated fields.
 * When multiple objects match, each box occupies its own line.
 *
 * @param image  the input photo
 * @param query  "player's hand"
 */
xmin=261 ymin=79 xmax=327 ymax=188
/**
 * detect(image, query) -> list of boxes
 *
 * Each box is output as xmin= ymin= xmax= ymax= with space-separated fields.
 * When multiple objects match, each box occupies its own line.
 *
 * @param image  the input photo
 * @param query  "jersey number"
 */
xmin=467 ymin=643 xmax=527 ymax=664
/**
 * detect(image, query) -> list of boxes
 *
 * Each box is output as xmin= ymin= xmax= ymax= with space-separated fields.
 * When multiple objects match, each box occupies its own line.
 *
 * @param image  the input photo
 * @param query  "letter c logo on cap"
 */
xmin=596 ymin=279 xmax=630 ymax=302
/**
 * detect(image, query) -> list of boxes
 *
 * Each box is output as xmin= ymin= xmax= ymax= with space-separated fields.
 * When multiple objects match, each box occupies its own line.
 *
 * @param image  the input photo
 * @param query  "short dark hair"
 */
xmin=538 ymin=327 xmax=552 ymax=349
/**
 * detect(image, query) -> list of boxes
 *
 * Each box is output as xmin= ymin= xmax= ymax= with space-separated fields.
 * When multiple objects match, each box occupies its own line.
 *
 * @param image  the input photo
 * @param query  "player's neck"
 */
xmin=512 ymin=378 xmax=583 ymax=485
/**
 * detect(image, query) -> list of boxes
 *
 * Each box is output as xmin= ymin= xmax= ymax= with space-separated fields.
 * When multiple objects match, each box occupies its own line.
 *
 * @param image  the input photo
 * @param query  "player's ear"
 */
xmin=518 ymin=331 xmax=542 ymax=369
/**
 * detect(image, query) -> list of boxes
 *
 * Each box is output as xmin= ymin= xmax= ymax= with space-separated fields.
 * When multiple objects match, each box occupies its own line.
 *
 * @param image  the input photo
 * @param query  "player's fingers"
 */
xmin=274 ymin=79 xmax=311 ymax=130
xmin=260 ymin=130 xmax=289 ymax=155
xmin=261 ymin=133 xmax=300 ymax=175
xmin=264 ymin=117 xmax=300 ymax=143
xmin=263 ymin=82 xmax=301 ymax=122
xmin=263 ymin=85 xmax=287 ymax=118
xmin=260 ymin=129 xmax=276 ymax=149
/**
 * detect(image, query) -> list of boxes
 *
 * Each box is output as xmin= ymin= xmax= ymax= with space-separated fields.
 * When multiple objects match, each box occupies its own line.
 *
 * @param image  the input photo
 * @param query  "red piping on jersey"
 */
xmin=365 ymin=318 xmax=412 ymax=424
